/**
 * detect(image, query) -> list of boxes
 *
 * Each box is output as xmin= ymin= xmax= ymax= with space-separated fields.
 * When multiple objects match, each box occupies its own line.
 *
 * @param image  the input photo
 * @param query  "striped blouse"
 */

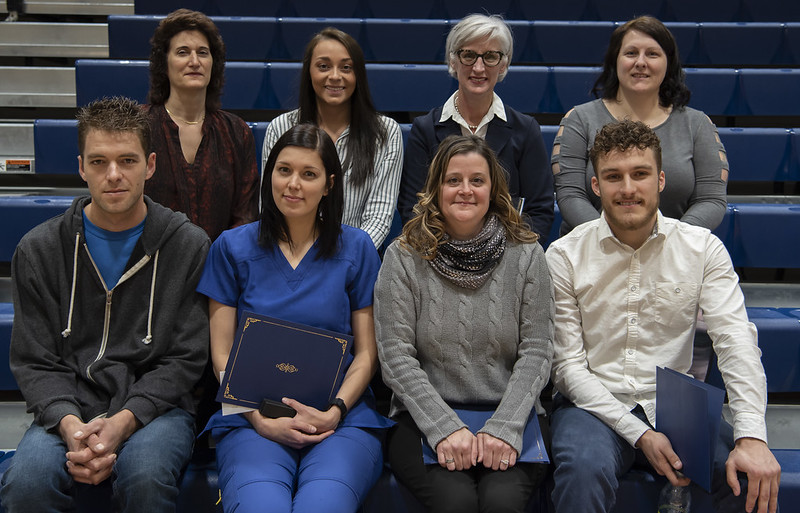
xmin=262 ymin=110 xmax=403 ymax=248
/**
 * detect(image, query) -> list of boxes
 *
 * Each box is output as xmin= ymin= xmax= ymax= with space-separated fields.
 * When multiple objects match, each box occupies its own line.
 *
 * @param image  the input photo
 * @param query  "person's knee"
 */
xmin=428 ymin=488 xmax=480 ymax=513
xmin=1 ymin=455 xmax=73 ymax=511
xmin=293 ymin=478 xmax=361 ymax=513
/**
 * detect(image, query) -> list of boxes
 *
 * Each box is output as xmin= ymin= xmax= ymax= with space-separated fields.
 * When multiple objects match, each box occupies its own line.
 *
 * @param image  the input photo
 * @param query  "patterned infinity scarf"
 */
xmin=430 ymin=215 xmax=507 ymax=290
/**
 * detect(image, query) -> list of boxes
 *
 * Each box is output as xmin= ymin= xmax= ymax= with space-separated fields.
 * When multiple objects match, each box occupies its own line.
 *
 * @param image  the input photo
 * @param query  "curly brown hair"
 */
xmin=147 ymin=9 xmax=226 ymax=111
xmin=401 ymin=135 xmax=538 ymax=259
xmin=589 ymin=120 xmax=662 ymax=172
xmin=77 ymin=96 xmax=151 ymax=157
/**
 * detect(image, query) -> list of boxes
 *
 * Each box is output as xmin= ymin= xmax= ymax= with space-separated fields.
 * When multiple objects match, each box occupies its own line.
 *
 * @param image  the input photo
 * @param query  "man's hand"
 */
xmin=436 ymin=428 xmax=478 ymax=471
xmin=726 ymin=437 xmax=781 ymax=513
xmin=635 ymin=429 xmax=691 ymax=486
xmin=60 ymin=410 xmax=140 ymax=485
xmin=59 ymin=415 xmax=114 ymax=485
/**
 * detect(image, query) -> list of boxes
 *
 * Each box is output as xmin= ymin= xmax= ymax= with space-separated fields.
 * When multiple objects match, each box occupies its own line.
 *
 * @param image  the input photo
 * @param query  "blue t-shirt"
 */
xmin=197 ymin=221 xmax=391 ymax=431
xmin=83 ymin=213 xmax=145 ymax=289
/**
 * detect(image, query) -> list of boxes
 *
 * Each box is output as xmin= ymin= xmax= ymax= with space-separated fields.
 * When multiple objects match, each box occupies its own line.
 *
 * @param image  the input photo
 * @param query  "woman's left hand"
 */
xmin=282 ymin=397 xmax=341 ymax=433
xmin=477 ymin=432 xmax=518 ymax=471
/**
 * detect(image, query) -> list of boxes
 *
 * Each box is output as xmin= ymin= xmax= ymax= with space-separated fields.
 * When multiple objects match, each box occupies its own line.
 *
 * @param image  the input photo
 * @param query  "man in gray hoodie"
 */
xmin=0 ymin=97 xmax=210 ymax=512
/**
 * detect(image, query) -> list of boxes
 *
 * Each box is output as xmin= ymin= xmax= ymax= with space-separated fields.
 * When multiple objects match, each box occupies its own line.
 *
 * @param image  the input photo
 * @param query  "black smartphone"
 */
xmin=259 ymin=399 xmax=296 ymax=418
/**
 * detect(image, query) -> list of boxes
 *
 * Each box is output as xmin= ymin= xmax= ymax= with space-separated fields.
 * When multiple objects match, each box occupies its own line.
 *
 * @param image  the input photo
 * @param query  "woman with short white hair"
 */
xmin=398 ymin=13 xmax=554 ymax=243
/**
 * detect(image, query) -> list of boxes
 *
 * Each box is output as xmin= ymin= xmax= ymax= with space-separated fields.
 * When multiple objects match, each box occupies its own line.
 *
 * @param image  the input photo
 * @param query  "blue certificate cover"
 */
xmin=656 ymin=366 xmax=725 ymax=492
xmin=216 ymin=311 xmax=352 ymax=411
xmin=421 ymin=408 xmax=549 ymax=464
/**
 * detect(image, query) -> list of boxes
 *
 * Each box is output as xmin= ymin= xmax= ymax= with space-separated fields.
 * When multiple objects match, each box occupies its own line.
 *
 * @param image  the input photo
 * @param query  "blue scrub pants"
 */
xmin=550 ymin=398 xmax=752 ymax=513
xmin=0 ymin=408 xmax=194 ymax=513
xmin=215 ymin=425 xmax=383 ymax=513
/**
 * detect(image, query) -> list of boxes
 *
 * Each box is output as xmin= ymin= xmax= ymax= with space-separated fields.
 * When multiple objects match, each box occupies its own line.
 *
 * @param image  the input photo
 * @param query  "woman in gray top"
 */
xmin=374 ymin=135 xmax=553 ymax=512
xmin=552 ymin=16 xmax=728 ymax=235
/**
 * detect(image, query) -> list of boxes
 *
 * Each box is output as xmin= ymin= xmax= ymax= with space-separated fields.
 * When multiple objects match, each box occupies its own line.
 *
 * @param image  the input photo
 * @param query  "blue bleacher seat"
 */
xmin=0 ymin=303 xmax=16 ymax=391
xmin=718 ymin=128 xmax=799 ymax=182
xmin=33 ymin=119 xmax=80 ymax=175
xmin=726 ymin=203 xmax=800 ymax=268
xmin=0 ymin=196 xmax=74 ymax=263
xmin=739 ymin=69 xmax=800 ymax=117
xmin=706 ymin=308 xmax=800 ymax=394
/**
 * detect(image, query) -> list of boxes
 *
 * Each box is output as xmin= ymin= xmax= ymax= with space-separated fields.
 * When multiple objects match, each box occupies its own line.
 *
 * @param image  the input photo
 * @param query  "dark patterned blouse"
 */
xmin=144 ymin=104 xmax=259 ymax=241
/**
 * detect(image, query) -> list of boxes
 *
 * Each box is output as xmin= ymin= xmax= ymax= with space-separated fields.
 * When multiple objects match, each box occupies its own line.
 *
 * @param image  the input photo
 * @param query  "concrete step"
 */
xmin=0 ymin=22 xmax=108 ymax=58
xmin=1 ymin=0 xmax=133 ymax=16
xmin=0 ymin=67 xmax=75 ymax=108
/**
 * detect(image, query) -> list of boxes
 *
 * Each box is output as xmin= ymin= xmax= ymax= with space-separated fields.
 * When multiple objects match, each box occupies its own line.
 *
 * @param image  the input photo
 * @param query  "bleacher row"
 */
xmin=133 ymin=0 xmax=800 ymax=23
xmin=73 ymin=60 xmax=800 ymax=117
xmin=107 ymin=16 xmax=800 ymax=67
xmin=1 ymin=0 xmax=799 ymax=512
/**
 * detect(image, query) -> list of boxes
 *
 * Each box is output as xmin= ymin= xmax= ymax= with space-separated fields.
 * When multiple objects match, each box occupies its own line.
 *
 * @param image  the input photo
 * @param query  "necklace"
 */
xmin=165 ymin=106 xmax=205 ymax=125
xmin=454 ymin=93 xmax=479 ymax=131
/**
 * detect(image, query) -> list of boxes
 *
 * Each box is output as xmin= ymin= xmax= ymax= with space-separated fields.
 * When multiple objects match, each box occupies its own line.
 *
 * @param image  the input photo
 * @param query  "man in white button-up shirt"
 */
xmin=546 ymin=120 xmax=780 ymax=513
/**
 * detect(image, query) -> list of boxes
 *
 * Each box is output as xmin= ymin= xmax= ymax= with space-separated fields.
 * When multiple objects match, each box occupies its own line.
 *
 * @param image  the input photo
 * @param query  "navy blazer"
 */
xmin=398 ymin=105 xmax=554 ymax=242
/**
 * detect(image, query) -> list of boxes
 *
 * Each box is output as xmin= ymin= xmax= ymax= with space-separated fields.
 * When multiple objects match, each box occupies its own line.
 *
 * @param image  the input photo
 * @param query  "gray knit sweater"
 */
xmin=374 ymin=239 xmax=554 ymax=454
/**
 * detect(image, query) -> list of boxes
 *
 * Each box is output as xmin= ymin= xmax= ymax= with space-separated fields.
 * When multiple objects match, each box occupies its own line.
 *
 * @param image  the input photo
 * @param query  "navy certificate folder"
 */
xmin=656 ymin=366 xmax=725 ymax=492
xmin=422 ymin=408 xmax=549 ymax=464
xmin=216 ymin=311 xmax=352 ymax=411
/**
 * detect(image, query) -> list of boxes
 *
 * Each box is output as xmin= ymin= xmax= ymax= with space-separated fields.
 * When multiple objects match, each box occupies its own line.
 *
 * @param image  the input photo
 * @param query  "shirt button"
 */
xmin=629 ymin=317 xmax=637 ymax=325
xmin=630 ymin=285 xmax=637 ymax=292
xmin=675 ymin=287 xmax=681 ymax=293
xmin=633 ymin=253 xmax=639 ymax=259
xmin=627 ymin=349 xmax=634 ymax=355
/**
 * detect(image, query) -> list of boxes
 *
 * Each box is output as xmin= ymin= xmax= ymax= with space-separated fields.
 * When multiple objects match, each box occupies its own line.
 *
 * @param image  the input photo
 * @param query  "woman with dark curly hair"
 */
xmin=375 ymin=135 xmax=553 ymax=512
xmin=552 ymin=15 xmax=728 ymax=235
xmin=145 ymin=8 xmax=259 ymax=242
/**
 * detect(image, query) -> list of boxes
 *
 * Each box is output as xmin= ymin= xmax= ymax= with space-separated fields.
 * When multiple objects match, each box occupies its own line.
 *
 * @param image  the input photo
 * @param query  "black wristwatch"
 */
xmin=329 ymin=397 xmax=348 ymax=426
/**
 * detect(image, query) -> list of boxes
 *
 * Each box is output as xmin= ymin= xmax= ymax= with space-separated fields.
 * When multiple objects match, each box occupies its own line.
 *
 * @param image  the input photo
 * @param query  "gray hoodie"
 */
xmin=10 ymin=195 xmax=210 ymax=430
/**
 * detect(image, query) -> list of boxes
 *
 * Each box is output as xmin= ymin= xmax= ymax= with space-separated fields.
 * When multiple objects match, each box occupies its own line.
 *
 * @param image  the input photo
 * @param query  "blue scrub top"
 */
xmin=198 ymin=221 xmax=392 ymax=432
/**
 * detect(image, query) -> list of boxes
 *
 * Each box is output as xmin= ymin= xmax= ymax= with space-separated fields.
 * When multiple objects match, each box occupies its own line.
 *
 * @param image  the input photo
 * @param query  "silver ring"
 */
xmin=445 ymin=458 xmax=455 ymax=464
xmin=500 ymin=459 xmax=509 ymax=465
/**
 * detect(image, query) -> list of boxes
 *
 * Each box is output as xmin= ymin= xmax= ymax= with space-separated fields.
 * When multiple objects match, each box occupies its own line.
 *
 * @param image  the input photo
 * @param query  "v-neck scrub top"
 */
xmin=197 ymin=221 xmax=391 ymax=431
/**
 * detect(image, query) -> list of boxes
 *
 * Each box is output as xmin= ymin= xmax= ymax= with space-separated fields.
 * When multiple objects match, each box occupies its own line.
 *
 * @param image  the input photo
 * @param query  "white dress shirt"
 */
xmin=546 ymin=212 xmax=768 ymax=447
xmin=440 ymin=91 xmax=507 ymax=139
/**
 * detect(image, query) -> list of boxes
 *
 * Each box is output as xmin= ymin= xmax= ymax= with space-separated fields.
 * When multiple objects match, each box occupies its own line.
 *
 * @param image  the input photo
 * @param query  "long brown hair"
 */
xmin=402 ymin=135 xmax=538 ymax=259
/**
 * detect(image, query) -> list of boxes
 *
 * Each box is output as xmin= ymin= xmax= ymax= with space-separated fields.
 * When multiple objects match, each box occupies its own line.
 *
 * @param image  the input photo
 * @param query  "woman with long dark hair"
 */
xmin=552 ymin=15 xmax=728 ymax=235
xmin=262 ymin=27 xmax=403 ymax=249
xmin=199 ymin=124 xmax=391 ymax=513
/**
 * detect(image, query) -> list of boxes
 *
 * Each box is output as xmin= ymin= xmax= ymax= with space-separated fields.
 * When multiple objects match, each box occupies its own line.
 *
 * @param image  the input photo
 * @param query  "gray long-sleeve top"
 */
xmin=374 ymin=239 xmax=554 ymax=454
xmin=552 ymin=99 xmax=728 ymax=234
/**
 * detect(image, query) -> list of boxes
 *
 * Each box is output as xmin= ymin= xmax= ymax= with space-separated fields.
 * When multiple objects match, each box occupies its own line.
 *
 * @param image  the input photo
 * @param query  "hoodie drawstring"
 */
xmin=142 ymin=249 xmax=159 ymax=345
xmin=61 ymin=232 xmax=81 ymax=338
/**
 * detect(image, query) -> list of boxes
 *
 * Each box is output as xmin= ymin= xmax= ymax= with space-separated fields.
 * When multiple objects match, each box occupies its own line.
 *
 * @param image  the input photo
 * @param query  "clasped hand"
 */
xmin=60 ymin=412 xmax=137 ymax=485
xmin=436 ymin=428 xmax=518 ymax=472
xmin=246 ymin=397 xmax=341 ymax=449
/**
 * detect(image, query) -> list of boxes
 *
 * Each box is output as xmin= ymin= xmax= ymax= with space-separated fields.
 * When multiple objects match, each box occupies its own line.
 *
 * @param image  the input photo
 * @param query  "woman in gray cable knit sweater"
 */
xmin=374 ymin=134 xmax=554 ymax=512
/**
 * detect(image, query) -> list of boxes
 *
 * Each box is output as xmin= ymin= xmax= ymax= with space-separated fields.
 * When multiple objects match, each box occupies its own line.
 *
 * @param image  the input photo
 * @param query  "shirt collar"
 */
xmin=598 ymin=211 xmax=667 ymax=248
xmin=440 ymin=91 xmax=508 ymax=130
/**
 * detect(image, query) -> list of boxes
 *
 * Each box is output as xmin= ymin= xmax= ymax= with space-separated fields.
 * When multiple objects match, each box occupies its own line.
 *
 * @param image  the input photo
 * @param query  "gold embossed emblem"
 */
xmin=276 ymin=363 xmax=298 ymax=373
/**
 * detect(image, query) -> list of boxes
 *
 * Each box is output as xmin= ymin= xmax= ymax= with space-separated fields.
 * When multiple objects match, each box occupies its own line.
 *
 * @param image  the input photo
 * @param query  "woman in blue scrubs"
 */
xmin=197 ymin=123 xmax=392 ymax=513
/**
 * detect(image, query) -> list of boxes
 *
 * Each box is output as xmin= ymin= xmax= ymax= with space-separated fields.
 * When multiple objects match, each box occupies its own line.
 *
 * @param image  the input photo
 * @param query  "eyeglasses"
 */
xmin=456 ymin=49 xmax=505 ymax=67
